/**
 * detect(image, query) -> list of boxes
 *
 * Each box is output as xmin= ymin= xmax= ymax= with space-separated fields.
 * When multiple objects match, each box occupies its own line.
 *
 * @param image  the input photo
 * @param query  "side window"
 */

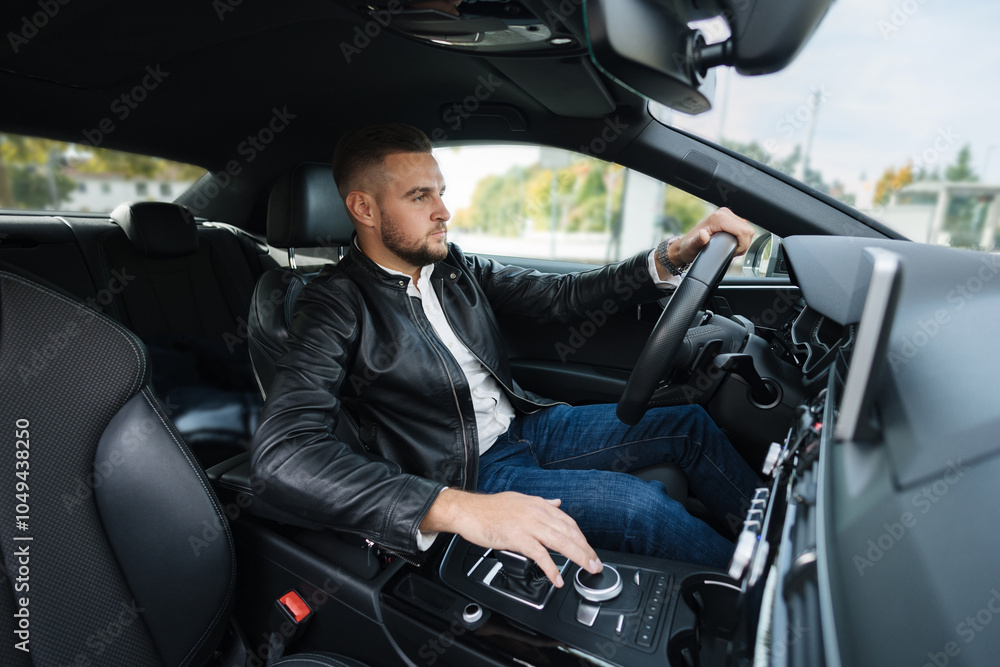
xmin=0 ymin=131 xmax=205 ymax=212
xmin=434 ymin=145 xmax=761 ymax=276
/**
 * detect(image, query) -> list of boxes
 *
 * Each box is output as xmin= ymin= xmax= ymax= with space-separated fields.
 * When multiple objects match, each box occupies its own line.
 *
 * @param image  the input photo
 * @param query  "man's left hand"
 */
xmin=667 ymin=207 xmax=755 ymax=269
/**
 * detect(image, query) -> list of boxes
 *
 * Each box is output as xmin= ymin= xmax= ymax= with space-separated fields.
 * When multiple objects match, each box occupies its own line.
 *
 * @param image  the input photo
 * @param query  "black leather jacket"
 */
xmin=251 ymin=243 xmax=663 ymax=553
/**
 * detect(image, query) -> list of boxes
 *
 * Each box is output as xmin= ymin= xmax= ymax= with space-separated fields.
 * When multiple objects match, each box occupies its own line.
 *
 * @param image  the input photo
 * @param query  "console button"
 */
xmin=762 ymin=443 xmax=782 ymax=476
xmin=574 ymin=565 xmax=623 ymax=602
xmin=575 ymin=600 xmax=600 ymax=627
xmin=729 ymin=530 xmax=757 ymax=579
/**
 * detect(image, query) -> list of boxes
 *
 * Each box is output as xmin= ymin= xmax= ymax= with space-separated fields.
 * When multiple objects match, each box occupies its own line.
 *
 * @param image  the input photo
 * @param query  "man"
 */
xmin=251 ymin=123 xmax=761 ymax=587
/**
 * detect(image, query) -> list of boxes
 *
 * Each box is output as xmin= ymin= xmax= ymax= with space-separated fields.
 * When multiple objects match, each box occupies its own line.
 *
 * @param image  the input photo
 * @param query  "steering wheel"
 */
xmin=616 ymin=232 xmax=739 ymax=425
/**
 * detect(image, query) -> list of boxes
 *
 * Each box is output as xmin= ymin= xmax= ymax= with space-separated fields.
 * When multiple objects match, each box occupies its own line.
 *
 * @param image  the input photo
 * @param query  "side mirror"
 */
xmin=742 ymin=233 xmax=788 ymax=278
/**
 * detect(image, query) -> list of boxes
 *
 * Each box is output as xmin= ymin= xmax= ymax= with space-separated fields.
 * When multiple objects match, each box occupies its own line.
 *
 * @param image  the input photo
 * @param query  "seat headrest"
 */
xmin=267 ymin=162 xmax=355 ymax=248
xmin=110 ymin=201 xmax=199 ymax=258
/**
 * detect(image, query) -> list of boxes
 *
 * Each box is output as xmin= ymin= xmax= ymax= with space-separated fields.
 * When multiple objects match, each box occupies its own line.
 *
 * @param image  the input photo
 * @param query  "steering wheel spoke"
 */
xmin=616 ymin=232 xmax=739 ymax=425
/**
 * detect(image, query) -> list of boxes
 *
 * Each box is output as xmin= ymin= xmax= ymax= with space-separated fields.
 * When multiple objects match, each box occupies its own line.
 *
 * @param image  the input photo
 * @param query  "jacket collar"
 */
xmin=344 ymin=237 xmax=412 ymax=290
xmin=345 ymin=235 xmax=460 ymax=288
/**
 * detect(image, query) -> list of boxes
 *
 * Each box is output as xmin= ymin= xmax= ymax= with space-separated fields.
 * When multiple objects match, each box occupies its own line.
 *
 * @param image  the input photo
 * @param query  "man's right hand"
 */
xmin=420 ymin=488 xmax=603 ymax=587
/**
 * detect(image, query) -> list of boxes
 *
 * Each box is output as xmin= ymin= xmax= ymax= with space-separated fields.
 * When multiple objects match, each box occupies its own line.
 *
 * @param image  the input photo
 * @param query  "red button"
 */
xmin=279 ymin=591 xmax=312 ymax=623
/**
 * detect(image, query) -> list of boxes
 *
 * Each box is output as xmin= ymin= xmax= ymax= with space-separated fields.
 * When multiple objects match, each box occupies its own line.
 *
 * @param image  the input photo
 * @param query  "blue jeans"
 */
xmin=477 ymin=403 xmax=761 ymax=568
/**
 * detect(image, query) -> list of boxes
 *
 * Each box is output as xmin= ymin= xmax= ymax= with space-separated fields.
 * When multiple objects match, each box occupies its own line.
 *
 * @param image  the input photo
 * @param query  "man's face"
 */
xmin=376 ymin=152 xmax=451 ymax=268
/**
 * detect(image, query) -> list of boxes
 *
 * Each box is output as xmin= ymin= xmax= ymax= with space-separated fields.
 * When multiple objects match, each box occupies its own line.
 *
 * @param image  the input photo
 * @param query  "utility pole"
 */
xmin=797 ymin=88 xmax=823 ymax=182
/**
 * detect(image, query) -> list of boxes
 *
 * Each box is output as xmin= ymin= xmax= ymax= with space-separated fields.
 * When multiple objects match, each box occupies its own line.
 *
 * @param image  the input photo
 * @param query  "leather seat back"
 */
xmin=248 ymin=163 xmax=354 ymax=397
xmin=0 ymin=264 xmax=235 ymax=667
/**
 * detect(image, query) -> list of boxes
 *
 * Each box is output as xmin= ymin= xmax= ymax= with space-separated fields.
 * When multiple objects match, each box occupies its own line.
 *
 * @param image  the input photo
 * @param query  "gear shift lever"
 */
xmin=496 ymin=550 xmax=534 ymax=579
xmin=494 ymin=551 xmax=549 ymax=604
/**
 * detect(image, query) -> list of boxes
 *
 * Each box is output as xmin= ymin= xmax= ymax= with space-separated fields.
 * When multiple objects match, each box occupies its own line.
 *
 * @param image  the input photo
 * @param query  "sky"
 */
xmin=673 ymin=0 xmax=1000 ymax=189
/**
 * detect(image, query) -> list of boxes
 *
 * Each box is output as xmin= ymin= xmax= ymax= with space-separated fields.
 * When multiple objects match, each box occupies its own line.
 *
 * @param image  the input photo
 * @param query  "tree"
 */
xmin=453 ymin=158 xmax=626 ymax=237
xmin=0 ymin=135 xmax=75 ymax=208
xmin=944 ymin=144 xmax=977 ymax=183
xmin=662 ymin=188 xmax=708 ymax=233
xmin=873 ymin=164 xmax=913 ymax=207
xmin=8 ymin=165 xmax=76 ymax=209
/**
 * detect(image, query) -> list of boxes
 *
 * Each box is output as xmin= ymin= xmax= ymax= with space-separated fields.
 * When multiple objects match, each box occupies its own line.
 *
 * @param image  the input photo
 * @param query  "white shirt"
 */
xmin=366 ymin=246 xmax=680 ymax=549
xmin=388 ymin=261 xmax=515 ymax=456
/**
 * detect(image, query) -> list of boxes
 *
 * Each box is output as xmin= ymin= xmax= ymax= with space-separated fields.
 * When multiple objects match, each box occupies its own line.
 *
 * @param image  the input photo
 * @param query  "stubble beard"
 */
xmin=380 ymin=211 xmax=449 ymax=268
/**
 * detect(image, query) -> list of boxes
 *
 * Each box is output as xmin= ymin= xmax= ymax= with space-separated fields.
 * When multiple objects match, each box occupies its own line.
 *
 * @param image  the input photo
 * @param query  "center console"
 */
xmin=439 ymin=538 xmax=747 ymax=666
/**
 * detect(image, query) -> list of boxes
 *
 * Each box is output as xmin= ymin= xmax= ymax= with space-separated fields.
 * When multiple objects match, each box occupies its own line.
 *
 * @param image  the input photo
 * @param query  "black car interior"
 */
xmin=0 ymin=163 xmax=804 ymax=665
xmin=5 ymin=0 xmax=970 ymax=665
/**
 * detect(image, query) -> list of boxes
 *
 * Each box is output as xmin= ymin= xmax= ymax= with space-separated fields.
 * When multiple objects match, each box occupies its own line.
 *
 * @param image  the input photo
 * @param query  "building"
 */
xmin=864 ymin=181 xmax=1000 ymax=250
xmin=62 ymin=170 xmax=196 ymax=212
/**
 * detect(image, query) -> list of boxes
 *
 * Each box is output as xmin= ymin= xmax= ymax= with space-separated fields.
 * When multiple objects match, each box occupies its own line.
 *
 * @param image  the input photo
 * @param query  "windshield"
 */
xmin=655 ymin=0 xmax=1000 ymax=251
xmin=0 ymin=133 xmax=206 ymax=213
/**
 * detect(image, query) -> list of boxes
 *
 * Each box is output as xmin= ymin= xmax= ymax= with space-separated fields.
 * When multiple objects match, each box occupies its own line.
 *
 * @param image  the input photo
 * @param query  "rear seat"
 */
xmin=99 ymin=201 xmax=277 ymax=466
xmin=0 ymin=203 xmax=277 ymax=467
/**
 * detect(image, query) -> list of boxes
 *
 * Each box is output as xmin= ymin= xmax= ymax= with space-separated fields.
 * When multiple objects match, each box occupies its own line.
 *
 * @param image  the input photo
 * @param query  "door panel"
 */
xmin=487 ymin=255 xmax=803 ymax=405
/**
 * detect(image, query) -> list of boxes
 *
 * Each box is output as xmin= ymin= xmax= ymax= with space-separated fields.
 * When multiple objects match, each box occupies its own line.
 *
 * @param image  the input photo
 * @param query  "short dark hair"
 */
xmin=332 ymin=123 xmax=433 ymax=199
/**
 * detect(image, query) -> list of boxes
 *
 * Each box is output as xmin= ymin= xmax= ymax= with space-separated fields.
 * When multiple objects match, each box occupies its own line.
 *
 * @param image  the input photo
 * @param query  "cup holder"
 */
xmin=667 ymin=573 xmax=743 ymax=667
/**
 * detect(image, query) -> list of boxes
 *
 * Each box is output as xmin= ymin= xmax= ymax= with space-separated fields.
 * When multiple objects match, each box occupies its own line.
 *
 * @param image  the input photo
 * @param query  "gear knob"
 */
xmin=496 ymin=550 xmax=535 ymax=580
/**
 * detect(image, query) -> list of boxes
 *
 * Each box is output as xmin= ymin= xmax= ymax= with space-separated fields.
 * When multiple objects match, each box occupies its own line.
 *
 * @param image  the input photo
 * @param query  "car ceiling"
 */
xmin=0 ymin=0 xmax=653 ymax=215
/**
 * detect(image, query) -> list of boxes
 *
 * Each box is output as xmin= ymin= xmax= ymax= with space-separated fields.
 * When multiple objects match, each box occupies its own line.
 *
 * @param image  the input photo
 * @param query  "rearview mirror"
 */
xmin=584 ymin=0 xmax=715 ymax=115
xmin=584 ymin=0 xmax=834 ymax=114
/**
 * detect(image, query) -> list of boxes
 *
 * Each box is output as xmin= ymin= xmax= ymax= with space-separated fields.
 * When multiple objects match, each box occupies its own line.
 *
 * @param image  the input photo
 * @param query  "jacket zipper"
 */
xmin=437 ymin=280 xmax=569 ymax=413
xmin=406 ymin=294 xmax=471 ymax=488
xmin=365 ymin=538 xmax=422 ymax=567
